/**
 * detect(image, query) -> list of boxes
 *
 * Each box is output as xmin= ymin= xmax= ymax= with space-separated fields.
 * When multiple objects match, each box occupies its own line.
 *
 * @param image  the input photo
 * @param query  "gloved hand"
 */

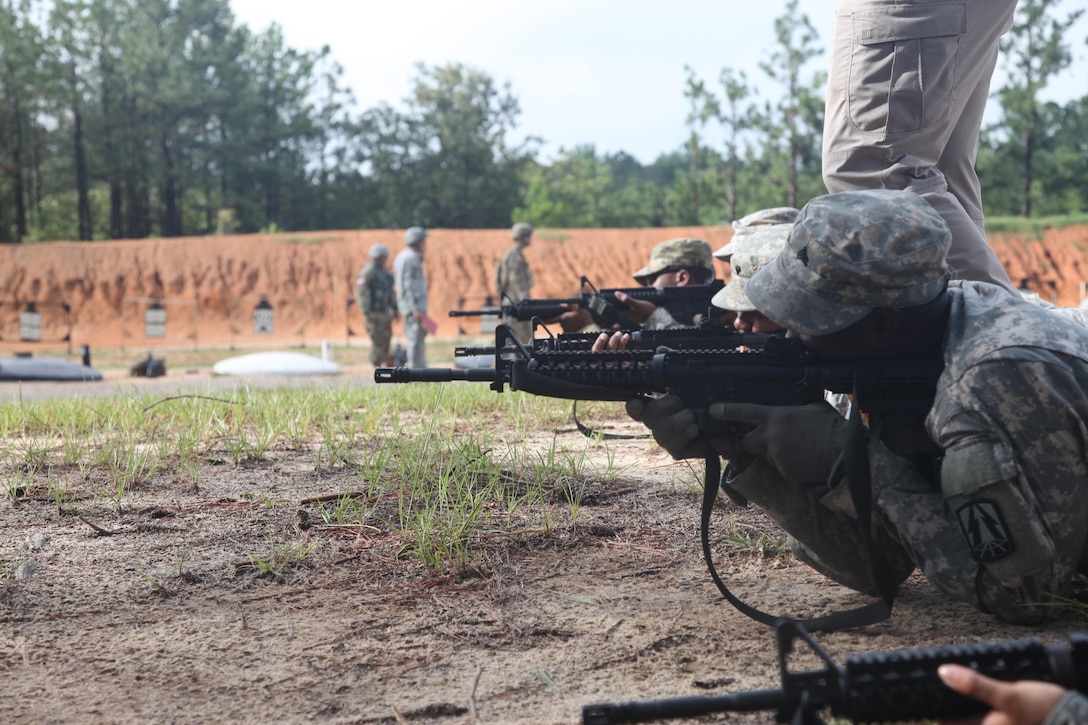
xmin=627 ymin=395 xmax=743 ymax=461
xmin=712 ymin=401 xmax=849 ymax=483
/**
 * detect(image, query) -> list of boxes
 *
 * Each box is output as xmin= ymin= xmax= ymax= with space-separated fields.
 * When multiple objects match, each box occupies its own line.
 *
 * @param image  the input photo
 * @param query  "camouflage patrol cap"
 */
xmin=714 ymin=206 xmax=801 ymax=260
xmin=632 ymin=238 xmax=715 ymax=286
xmin=711 ymin=224 xmax=791 ymax=312
xmin=369 ymin=242 xmax=390 ymax=259
xmin=404 ymin=226 xmax=427 ymax=246
xmin=511 ymin=222 xmax=533 ymax=241
xmin=746 ymin=190 xmax=951 ymax=336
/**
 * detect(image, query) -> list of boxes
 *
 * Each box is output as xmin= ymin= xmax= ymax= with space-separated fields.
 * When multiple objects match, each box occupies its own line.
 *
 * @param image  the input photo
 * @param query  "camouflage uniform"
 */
xmin=355 ymin=257 xmax=396 ymax=366
xmin=1048 ymin=692 xmax=1088 ymax=724
xmin=394 ymin=227 xmax=429 ymax=368
xmin=632 ymin=237 xmax=717 ymax=330
xmin=712 ymin=207 xmax=799 ymax=262
xmin=731 ymin=190 xmax=1088 ymax=624
xmin=495 ymin=225 xmax=534 ymax=342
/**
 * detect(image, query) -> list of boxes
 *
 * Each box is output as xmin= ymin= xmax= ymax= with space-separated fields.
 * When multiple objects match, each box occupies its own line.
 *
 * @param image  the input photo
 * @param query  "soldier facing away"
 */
xmin=355 ymin=242 xmax=397 ymax=366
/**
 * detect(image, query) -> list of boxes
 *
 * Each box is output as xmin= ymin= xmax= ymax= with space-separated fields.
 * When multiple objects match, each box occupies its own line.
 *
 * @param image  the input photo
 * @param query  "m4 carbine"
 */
xmin=375 ymin=325 xmax=942 ymax=428
xmin=582 ymin=619 xmax=1088 ymax=724
xmin=452 ymin=325 xmax=771 ymax=358
xmin=448 ymin=276 xmax=726 ymax=329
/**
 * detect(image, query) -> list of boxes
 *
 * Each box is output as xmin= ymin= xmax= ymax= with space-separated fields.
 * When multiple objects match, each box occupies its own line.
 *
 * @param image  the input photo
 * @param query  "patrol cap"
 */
xmin=404 ymin=226 xmax=427 ymax=246
xmin=511 ymin=222 xmax=533 ymax=241
xmin=711 ymin=224 xmax=791 ymax=312
xmin=714 ymin=206 xmax=801 ymax=260
xmin=368 ymin=242 xmax=390 ymax=259
xmin=632 ymin=238 xmax=715 ymax=286
xmin=746 ymin=190 xmax=951 ymax=336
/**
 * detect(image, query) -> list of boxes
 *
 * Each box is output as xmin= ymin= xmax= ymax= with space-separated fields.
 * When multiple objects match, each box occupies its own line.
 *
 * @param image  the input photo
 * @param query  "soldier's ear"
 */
xmin=674 ymin=268 xmax=692 ymax=285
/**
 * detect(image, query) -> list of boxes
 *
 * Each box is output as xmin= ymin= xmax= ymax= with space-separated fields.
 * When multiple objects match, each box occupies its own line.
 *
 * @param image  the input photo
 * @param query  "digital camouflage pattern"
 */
xmin=747 ymin=190 xmax=951 ymax=335
xmin=632 ymin=238 xmax=714 ymax=286
xmin=355 ymin=262 xmax=396 ymax=366
xmin=495 ymin=245 xmax=534 ymax=342
xmin=726 ymin=280 xmax=1088 ymax=624
xmin=714 ymin=206 xmax=800 ymax=260
xmin=394 ymin=245 xmax=428 ymax=368
xmin=712 ymin=223 xmax=792 ymax=313
xmin=1048 ymin=691 xmax=1088 ymax=724
xmin=511 ymin=222 xmax=533 ymax=241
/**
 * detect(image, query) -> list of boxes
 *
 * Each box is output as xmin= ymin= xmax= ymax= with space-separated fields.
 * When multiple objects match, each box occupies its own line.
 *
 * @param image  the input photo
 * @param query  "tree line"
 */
xmin=1 ymin=0 xmax=1085 ymax=243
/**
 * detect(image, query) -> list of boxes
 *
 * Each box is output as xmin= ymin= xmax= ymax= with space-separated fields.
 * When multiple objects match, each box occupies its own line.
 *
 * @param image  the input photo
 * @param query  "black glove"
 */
xmin=627 ymin=395 xmax=743 ymax=461
xmin=712 ymin=401 xmax=849 ymax=483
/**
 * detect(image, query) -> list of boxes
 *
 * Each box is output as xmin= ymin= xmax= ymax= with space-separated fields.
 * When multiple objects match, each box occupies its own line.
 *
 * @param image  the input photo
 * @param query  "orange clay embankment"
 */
xmin=1 ymin=224 xmax=1086 ymax=352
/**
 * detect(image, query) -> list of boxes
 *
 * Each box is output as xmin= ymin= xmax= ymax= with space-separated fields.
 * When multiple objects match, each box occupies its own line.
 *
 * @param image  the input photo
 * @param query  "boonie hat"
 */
xmin=368 ymin=242 xmax=390 ymax=259
xmin=404 ymin=226 xmax=427 ymax=246
xmin=511 ymin=222 xmax=533 ymax=241
xmin=711 ymin=224 xmax=791 ymax=312
xmin=632 ymin=238 xmax=714 ymax=286
xmin=714 ymin=206 xmax=800 ymax=260
xmin=745 ymin=190 xmax=951 ymax=336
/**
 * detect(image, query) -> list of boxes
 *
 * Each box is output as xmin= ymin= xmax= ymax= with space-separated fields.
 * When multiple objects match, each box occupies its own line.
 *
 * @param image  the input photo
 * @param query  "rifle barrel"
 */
xmin=374 ymin=366 xmax=497 ymax=383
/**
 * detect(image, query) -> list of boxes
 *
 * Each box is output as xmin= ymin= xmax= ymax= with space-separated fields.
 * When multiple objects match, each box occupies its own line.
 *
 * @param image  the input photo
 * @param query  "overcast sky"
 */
xmin=229 ymin=0 xmax=1088 ymax=164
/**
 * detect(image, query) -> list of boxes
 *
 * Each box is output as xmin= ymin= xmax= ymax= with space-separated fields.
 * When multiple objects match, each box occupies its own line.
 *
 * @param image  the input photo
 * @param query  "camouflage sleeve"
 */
xmin=1044 ymin=691 xmax=1088 ymax=725
xmin=891 ymin=357 xmax=1088 ymax=622
xmin=496 ymin=250 xmax=532 ymax=302
xmin=642 ymin=307 xmax=682 ymax=330
xmin=722 ymin=456 xmax=915 ymax=596
xmin=397 ymin=256 xmax=428 ymax=314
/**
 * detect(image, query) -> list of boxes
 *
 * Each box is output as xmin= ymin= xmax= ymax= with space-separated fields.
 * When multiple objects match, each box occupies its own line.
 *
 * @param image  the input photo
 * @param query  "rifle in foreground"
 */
xmin=453 ymin=325 xmax=771 ymax=358
xmin=449 ymin=276 xmax=725 ymax=329
xmin=582 ymin=619 xmax=1088 ymax=724
xmin=375 ymin=325 xmax=942 ymax=428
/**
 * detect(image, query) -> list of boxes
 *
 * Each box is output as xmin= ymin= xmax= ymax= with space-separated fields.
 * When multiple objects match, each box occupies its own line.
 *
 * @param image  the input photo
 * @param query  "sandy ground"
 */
xmin=2 ymin=363 xmax=1086 ymax=725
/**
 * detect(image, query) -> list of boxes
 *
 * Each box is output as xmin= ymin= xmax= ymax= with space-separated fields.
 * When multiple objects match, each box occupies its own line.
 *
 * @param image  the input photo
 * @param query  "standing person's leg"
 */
xmin=404 ymin=315 xmax=427 ymax=369
xmin=822 ymin=0 xmax=1017 ymax=292
xmin=368 ymin=312 xmax=392 ymax=366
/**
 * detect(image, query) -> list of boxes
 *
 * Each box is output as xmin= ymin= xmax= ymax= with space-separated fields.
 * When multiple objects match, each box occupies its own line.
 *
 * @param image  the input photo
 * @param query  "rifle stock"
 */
xmin=582 ymin=619 xmax=1088 ymax=724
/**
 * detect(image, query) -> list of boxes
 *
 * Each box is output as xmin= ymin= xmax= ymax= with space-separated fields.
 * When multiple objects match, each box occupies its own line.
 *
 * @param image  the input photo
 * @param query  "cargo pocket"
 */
xmin=941 ymin=439 xmax=1052 ymax=586
xmin=848 ymin=3 xmax=965 ymax=133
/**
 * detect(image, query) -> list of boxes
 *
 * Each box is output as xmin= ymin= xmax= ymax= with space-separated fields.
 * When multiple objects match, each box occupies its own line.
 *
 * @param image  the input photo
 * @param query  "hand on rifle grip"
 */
xmin=628 ymin=395 xmax=742 ymax=460
xmin=712 ymin=401 xmax=849 ymax=483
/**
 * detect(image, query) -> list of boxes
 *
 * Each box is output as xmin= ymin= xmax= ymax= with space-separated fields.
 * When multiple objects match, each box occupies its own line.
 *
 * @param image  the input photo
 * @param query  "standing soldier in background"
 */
xmin=355 ymin=243 xmax=397 ymax=367
xmin=394 ymin=227 xmax=429 ymax=368
xmin=495 ymin=222 xmax=535 ymax=342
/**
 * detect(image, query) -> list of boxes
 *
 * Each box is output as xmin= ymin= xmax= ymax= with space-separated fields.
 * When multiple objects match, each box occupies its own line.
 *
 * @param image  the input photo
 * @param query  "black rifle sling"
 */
xmin=698 ymin=392 xmax=896 ymax=631
xmin=571 ymin=401 xmax=646 ymax=441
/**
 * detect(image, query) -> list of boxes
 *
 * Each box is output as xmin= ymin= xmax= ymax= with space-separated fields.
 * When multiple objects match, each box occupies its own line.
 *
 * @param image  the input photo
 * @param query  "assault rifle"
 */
xmin=582 ymin=618 xmax=1088 ymax=724
xmin=375 ymin=324 xmax=942 ymax=427
xmin=453 ymin=325 xmax=771 ymax=358
xmin=448 ymin=276 xmax=726 ymax=329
